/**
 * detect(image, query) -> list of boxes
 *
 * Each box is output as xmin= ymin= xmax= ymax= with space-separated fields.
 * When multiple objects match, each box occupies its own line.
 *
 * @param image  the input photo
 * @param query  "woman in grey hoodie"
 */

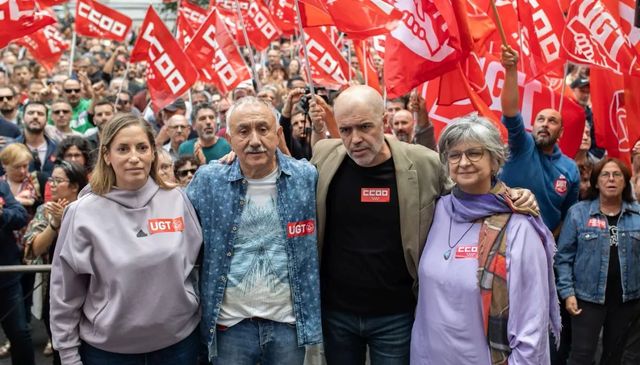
xmin=50 ymin=114 xmax=203 ymax=365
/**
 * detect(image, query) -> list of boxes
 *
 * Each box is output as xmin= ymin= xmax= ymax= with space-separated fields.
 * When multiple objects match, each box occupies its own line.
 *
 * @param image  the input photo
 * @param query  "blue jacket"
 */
xmin=15 ymin=134 xmax=57 ymax=177
xmin=0 ymin=180 xmax=29 ymax=288
xmin=499 ymin=114 xmax=579 ymax=231
xmin=555 ymin=198 xmax=640 ymax=304
xmin=186 ymin=150 xmax=322 ymax=359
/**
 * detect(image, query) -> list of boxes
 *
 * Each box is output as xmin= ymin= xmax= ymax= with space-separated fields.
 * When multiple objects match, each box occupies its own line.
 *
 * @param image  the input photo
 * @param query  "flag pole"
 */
xmin=489 ymin=0 xmax=508 ymax=46
xmin=347 ymin=41 xmax=352 ymax=82
xmin=558 ymin=62 xmax=569 ymax=113
xmin=294 ymin=0 xmax=316 ymax=95
xmin=234 ymin=0 xmax=262 ymax=91
xmin=363 ymin=42 xmax=369 ymax=86
xmin=68 ymin=30 xmax=77 ymax=77
xmin=114 ymin=62 xmax=130 ymax=109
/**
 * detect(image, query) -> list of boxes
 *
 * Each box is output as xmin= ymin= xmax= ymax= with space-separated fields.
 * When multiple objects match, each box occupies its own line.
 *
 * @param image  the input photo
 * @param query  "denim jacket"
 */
xmin=555 ymin=198 xmax=640 ymax=304
xmin=186 ymin=150 xmax=322 ymax=359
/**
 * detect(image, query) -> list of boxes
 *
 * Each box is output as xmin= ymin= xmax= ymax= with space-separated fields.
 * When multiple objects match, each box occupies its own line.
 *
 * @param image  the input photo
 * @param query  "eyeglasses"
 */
xmin=64 ymin=88 xmax=81 ymax=94
xmin=177 ymin=169 xmax=197 ymax=178
xmin=52 ymin=109 xmax=71 ymax=115
xmin=169 ymin=125 xmax=189 ymax=130
xmin=63 ymin=153 xmax=84 ymax=160
xmin=446 ymin=147 xmax=485 ymax=164
xmin=599 ymin=171 xmax=624 ymax=180
xmin=116 ymin=99 xmax=130 ymax=105
xmin=0 ymin=95 xmax=13 ymax=101
xmin=48 ymin=177 xmax=69 ymax=186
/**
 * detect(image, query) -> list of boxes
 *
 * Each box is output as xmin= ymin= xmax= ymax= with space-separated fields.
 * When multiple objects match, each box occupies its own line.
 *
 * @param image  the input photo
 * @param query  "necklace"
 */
xmin=444 ymin=216 xmax=476 ymax=260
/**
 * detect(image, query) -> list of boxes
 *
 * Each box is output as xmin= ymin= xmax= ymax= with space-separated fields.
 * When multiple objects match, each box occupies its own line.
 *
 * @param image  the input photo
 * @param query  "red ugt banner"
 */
xmin=130 ymin=7 xmax=198 ymax=111
xmin=75 ymin=0 xmax=132 ymax=42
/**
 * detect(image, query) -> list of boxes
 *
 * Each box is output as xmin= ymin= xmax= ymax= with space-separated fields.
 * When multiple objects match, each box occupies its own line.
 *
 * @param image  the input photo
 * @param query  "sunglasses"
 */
xmin=177 ymin=168 xmax=197 ymax=178
xmin=52 ymin=109 xmax=71 ymax=115
xmin=0 ymin=95 xmax=13 ymax=101
xmin=64 ymin=88 xmax=81 ymax=94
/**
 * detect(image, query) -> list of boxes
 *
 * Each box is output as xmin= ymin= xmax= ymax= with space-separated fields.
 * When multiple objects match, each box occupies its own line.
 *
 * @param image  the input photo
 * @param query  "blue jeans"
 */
xmin=0 ymin=281 xmax=35 ymax=365
xmin=212 ymin=318 xmax=305 ymax=365
xmin=80 ymin=329 xmax=199 ymax=365
xmin=323 ymin=310 xmax=413 ymax=365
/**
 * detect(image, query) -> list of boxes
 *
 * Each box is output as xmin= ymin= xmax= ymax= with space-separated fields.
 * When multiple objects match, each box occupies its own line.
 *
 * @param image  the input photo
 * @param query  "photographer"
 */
xmin=280 ymin=87 xmax=331 ymax=160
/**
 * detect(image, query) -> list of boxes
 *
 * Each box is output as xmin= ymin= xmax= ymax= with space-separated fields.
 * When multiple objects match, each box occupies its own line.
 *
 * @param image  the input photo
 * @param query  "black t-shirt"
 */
xmin=321 ymin=156 xmax=415 ymax=315
xmin=605 ymin=213 xmax=623 ymax=305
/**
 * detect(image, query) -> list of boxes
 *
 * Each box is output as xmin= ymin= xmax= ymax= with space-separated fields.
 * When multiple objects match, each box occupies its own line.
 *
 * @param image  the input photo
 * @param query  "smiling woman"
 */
xmin=50 ymin=113 xmax=203 ymax=364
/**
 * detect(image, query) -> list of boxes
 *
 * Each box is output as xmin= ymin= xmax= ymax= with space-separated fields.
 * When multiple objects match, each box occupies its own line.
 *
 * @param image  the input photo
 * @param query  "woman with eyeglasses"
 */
xmin=22 ymin=160 xmax=87 ymax=365
xmin=173 ymin=155 xmax=199 ymax=187
xmin=556 ymin=157 xmax=640 ymax=365
xmin=49 ymin=114 xmax=202 ymax=365
xmin=410 ymin=116 xmax=560 ymax=364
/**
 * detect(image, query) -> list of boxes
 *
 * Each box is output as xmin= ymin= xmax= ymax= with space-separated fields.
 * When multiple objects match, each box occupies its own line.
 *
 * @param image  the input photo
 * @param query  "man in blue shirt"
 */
xmin=499 ymin=46 xmax=579 ymax=236
xmin=186 ymin=97 xmax=321 ymax=364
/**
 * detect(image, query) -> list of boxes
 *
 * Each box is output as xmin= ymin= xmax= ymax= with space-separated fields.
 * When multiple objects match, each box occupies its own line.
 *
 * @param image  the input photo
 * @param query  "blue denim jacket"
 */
xmin=555 ymin=198 xmax=640 ymax=304
xmin=186 ymin=150 xmax=322 ymax=359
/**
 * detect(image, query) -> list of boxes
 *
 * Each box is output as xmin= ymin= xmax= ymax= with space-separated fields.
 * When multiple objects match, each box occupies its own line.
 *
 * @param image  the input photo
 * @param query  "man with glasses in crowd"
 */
xmin=163 ymin=115 xmax=191 ymax=161
xmin=0 ymin=86 xmax=20 ymax=125
xmin=61 ymin=78 xmax=92 ymax=134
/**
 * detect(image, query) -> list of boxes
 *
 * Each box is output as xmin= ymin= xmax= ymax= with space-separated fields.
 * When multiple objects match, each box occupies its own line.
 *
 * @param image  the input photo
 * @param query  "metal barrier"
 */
xmin=0 ymin=265 xmax=52 ymax=273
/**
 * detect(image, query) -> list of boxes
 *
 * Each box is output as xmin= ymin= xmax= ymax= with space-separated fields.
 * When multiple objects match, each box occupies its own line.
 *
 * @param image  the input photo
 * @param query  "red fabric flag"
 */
xmin=602 ymin=0 xmax=640 ymax=54
xmin=176 ymin=11 xmax=197 ymax=48
xmin=562 ymin=0 xmax=640 ymax=76
xmin=320 ymin=0 xmax=402 ymax=39
xmin=0 ymin=1 xmax=56 ymax=48
xmin=298 ymin=0 xmax=333 ymax=27
xmin=16 ymin=24 xmax=68 ymax=72
xmin=269 ymin=0 xmax=296 ymax=35
xmin=423 ymin=54 xmax=585 ymax=158
xmin=75 ymin=0 xmax=132 ymax=42
xmin=591 ymin=69 xmax=640 ymax=165
xmin=371 ymin=34 xmax=386 ymax=59
xmin=302 ymin=27 xmax=350 ymax=89
xmin=465 ymin=0 xmax=495 ymax=51
xmin=242 ymin=0 xmax=281 ymax=50
xmin=516 ymin=0 xmax=567 ymax=79
xmin=383 ymin=0 xmax=469 ymax=98
xmin=130 ymin=7 xmax=198 ymax=111
xmin=36 ymin=0 xmax=67 ymax=8
xmin=438 ymin=52 xmax=492 ymax=106
xmin=353 ymin=39 xmax=382 ymax=92
xmin=185 ymin=9 xmax=252 ymax=95
xmin=216 ymin=6 xmax=247 ymax=46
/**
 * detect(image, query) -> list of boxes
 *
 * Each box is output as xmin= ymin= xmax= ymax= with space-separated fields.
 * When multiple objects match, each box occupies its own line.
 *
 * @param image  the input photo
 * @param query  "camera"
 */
xmin=298 ymin=87 xmax=312 ymax=115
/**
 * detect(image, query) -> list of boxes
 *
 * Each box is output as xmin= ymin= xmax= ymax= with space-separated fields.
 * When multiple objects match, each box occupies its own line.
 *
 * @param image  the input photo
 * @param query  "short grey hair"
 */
xmin=437 ymin=114 xmax=509 ymax=174
xmin=225 ymin=96 xmax=279 ymax=135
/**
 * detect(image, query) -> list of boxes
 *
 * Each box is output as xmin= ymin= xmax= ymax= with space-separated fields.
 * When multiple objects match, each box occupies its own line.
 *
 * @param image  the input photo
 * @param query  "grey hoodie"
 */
xmin=50 ymin=178 xmax=203 ymax=365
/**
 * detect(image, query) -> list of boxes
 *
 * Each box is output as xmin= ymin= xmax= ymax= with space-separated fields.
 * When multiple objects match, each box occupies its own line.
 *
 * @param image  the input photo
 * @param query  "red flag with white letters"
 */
xmin=16 ymin=24 xmax=68 ymax=71
xmin=0 ymin=1 xmax=56 ymax=48
xmin=75 ymin=0 xmax=132 ymax=42
xmin=36 ymin=0 xmax=67 ymax=8
xmin=176 ymin=11 xmax=196 ymax=48
xmin=269 ymin=0 xmax=296 ymax=35
xmin=423 ymin=54 xmax=585 ymax=158
xmin=130 ymin=6 xmax=198 ymax=111
xmin=562 ymin=0 xmax=640 ymax=76
xmin=185 ymin=9 xmax=252 ymax=95
xmin=176 ymin=1 xmax=207 ymax=48
xmin=302 ymin=28 xmax=350 ymax=89
xmin=298 ymin=0 xmax=334 ymax=27
xmin=216 ymin=6 xmax=247 ymax=46
xmin=383 ymin=0 xmax=469 ymax=98
xmin=321 ymin=0 xmax=402 ymax=39
xmin=242 ymin=1 xmax=281 ymax=50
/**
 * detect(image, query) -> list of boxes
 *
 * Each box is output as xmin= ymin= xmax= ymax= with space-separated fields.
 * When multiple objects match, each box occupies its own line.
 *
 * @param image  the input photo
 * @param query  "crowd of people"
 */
xmin=0 ymin=20 xmax=638 ymax=365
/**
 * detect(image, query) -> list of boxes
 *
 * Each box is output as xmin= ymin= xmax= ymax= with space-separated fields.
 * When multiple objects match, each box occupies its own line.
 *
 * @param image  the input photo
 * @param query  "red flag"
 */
xmin=269 ymin=0 xmax=296 ymax=35
xmin=298 ymin=0 xmax=334 ymax=27
xmin=16 ymin=24 xmax=68 ymax=72
xmin=383 ymin=0 xmax=469 ymax=98
xmin=321 ymin=0 xmax=402 ymax=39
xmin=243 ymin=0 xmax=281 ymax=50
xmin=562 ymin=0 xmax=640 ymax=76
xmin=130 ymin=7 xmax=198 ymax=111
xmin=423 ymin=54 xmax=585 ymax=158
xmin=0 ymin=1 xmax=56 ymax=48
xmin=465 ymin=0 xmax=495 ymax=51
xmin=302 ymin=28 xmax=350 ymax=89
xmin=371 ymin=34 xmax=386 ymax=59
xmin=176 ymin=11 xmax=197 ymax=48
xmin=591 ymin=69 xmax=639 ymax=165
xmin=36 ymin=0 xmax=67 ymax=8
xmin=217 ymin=6 xmax=246 ymax=46
xmin=353 ymin=39 xmax=382 ymax=92
xmin=185 ymin=9 xmax=252 ymax=95
xmin=178 ymin=1 xmax=207 ymax=30
xmin=75 ymin=0 xmax=132 ymax=42
xmin=602 ymin=0 xmax=640 ymax=54
xmin=516 ymin=0 xmax=567 ymax=79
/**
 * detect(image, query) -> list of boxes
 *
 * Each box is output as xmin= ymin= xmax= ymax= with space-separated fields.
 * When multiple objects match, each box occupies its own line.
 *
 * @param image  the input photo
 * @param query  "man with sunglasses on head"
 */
xmin=61 ymin=78 xmax=93 ymax=134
